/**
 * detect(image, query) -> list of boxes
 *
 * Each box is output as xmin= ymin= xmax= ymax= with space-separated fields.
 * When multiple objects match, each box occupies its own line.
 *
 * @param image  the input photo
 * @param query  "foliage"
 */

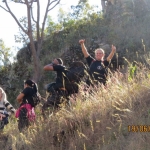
xmin=1 ymin=1 xmax=150 ymax=149
xmin=1 ymin=65 xmax=150 ymax=149
xmin=1 ymin=0 xmax=150 ymax=107
xmin=14 ymin=17 xmax=32 ymax=45
xmin=0 ymin=39 xmax=11 ymax=66
xmin=0 ymin=0 xmax=61 ymax=82
xmin=128 ymin=63 xmax=137 ymax=81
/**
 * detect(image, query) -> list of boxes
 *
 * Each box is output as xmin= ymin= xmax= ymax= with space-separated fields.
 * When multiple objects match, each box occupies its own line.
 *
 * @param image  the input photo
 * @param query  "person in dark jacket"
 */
xmin=79 ymin=39 xmax=116 ymax=86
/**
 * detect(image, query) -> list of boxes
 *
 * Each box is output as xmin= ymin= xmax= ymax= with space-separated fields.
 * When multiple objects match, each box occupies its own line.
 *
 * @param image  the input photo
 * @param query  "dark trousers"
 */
xmin=0 ymin=112 xmax=9 ymax=130
xmin=47 ymin=82 xmax=63 ymax=94
xmin=18 ymin=108 xmax=30 ymax=132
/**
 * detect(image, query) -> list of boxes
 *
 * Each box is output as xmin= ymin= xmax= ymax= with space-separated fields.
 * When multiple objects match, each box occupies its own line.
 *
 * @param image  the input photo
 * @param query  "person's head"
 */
xmin=95 ymin=48 xmax=105 ymax=61
xmin=24 ymin=80 xmax=33 ymax=88
xmin=24 ymin=80 xmax=38 ymax=93
xmin=52 ymin=58 xmax=63 ymax=65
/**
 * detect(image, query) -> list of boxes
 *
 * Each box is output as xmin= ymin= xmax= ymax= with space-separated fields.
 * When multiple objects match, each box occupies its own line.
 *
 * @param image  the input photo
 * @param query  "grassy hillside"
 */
xmin=1 ymin=62 xmax=150 ymax=150
xmin=0 ymin=0 xmax=150 ymax=105
xmin=1 ymin=1 xmax=150 ymax=149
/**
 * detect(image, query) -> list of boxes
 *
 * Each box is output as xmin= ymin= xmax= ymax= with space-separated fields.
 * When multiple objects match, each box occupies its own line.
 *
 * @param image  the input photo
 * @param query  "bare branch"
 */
xmin=48 ymin=0 xmax=60 ymax=11
xmin=12 ymin=0 xmax=25 ymax=4
xmin=3 ymin=0 xmax=28 ymax=34
xmin=40 ymin=0 xmax=50 ymax=40
xmin=29 ymin=0 xmax=35 ymax=6
xmin=29 ymin=0 xmax=37 ymax=3
xmin=41 ymin=0 xmax=60 ymax=40
xmin=48 ymin=0 xmax=59 ymax=6
xmin=26 ymin=0 xmax=37 ymax=56
xmin=26 ymin=0 xmax=32 ymax=32
xmin=31 ymin=4 xmax=37 ymax=23
xmin=0 ymin=5 xmax=9 ymax=12
xmin=18 ymin=28 xmax=29 ymax=44
xmin=36 ymin=0 xmax=40 ymax=40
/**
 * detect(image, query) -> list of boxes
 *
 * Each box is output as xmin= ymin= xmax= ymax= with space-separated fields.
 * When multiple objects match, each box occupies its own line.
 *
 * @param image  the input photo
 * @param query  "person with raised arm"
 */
xmin=79 ymin=39 xmax=116 ymax=86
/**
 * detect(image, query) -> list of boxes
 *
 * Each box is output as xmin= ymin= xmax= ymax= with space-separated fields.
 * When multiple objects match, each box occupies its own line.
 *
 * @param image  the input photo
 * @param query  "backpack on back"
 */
xmin=31 ymin=82 xmax=41 ymax=107
xmin=64 ymin=61 xmax=86 ymax=83
xmin=32 ymin=93 xmax=41 ymax=107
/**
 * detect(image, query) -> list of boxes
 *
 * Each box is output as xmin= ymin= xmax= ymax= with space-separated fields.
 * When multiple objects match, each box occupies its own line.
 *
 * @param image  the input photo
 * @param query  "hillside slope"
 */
xmin=1 ymin=65 xmax=150 ymax=150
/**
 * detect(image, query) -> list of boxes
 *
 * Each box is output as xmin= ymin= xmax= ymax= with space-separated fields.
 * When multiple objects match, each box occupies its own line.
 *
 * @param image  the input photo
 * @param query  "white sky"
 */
xmin=0 ymin=0 xmax=101 ymax=52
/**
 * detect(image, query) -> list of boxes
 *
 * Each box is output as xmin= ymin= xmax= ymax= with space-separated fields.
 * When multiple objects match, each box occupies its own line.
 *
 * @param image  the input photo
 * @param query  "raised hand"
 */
xmin=79 ymin=39 xmax=85 ymax=44
xmin=112 ymin=45 xmax=116 ymax=52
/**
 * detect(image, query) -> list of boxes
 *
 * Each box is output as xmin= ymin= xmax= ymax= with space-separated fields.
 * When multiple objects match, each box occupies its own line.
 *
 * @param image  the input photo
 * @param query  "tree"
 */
xmin=0 ymin=39 xmax=11 ymax=66
xmin=69 ymin=0 xmax=92 ymax=20
xmin=0 ymin=0 xmax=60 ymax=82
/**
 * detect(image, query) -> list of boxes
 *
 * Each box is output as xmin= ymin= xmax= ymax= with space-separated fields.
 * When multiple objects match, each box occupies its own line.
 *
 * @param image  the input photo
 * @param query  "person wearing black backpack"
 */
xmin=79 ymin=39 xmax=116 ymax=86
xmin=16 ymin=80 xmax=38 ymax=132
xmin=43 ymin=58 xmax=66 ymax=95
xmin=42 ymin=58 xmax=68 ymax=113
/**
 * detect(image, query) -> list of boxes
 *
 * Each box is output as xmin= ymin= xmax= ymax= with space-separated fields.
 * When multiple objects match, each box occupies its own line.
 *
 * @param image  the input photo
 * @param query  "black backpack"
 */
xmin=64 ymin=61 xmax=86 ymax=83
xmin=32 ymin=93 xmax=41 ymax=107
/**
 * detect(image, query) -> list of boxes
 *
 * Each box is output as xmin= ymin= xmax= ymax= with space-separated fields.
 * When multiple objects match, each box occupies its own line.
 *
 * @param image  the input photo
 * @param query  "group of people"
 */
xmin=42 ymin=39 xmax=116 ymax=111
xmin=0 ymin=80 xmax=39 ymax=133
xmin=0 ymin=39 xmax=116 ymax=133
xmin=44 ymin=39 xmax=116 ymax=88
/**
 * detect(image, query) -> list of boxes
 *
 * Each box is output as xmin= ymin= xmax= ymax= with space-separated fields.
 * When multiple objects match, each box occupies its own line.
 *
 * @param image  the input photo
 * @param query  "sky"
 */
xmin=0 ymin=0 xmax=101 ymax=53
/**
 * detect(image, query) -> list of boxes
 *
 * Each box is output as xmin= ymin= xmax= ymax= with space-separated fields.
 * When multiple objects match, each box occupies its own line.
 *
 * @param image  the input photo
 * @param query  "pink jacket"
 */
xmin=15 ymin=104 xmax=35 ymax=121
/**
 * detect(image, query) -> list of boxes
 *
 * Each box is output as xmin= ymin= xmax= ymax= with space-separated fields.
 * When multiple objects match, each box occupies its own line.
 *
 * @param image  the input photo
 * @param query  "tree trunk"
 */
xmin=0 ymin=0 xmax=60 ymax=82
xmin=29 ymin=35 xmax=41 ymax=82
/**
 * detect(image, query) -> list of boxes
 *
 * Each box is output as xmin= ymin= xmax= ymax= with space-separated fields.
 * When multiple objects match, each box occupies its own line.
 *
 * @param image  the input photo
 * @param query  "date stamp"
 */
xmin=128 ymin=125 xmax=150 ymax=132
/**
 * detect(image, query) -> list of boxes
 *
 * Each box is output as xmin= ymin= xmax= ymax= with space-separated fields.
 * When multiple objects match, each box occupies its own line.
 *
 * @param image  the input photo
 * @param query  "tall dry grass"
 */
xmin=1 ymin=64 xmax=150 ymax=150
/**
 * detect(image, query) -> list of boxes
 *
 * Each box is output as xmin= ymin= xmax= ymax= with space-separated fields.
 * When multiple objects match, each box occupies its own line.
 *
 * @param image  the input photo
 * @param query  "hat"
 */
xmin=56 ymin=58 xmax=63 ymax=65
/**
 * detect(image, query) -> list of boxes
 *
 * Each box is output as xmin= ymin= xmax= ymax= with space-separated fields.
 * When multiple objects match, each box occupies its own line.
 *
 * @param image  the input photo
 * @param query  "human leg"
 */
xmin=18 ymin=107 xmax=30 ymax=132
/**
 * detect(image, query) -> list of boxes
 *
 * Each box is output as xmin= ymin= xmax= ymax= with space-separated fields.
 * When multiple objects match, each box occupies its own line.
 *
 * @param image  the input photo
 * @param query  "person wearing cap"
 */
xmin=43 ymin=58 xmax=66 ymax=94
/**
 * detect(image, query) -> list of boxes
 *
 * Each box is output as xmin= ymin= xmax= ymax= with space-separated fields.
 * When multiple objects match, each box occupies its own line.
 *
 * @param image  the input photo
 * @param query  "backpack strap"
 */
xmin=89 ymin=59 xmax=96 ymax=68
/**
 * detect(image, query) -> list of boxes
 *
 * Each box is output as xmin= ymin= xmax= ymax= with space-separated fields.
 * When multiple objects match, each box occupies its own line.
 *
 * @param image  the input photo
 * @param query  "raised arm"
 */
xmin=79 ymin=39 xmax=90 ymax=58
xmin=107 ymin=45 xmax=116 ymax=61
xmin=43 ymin=63 xmax=54 ymax=71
